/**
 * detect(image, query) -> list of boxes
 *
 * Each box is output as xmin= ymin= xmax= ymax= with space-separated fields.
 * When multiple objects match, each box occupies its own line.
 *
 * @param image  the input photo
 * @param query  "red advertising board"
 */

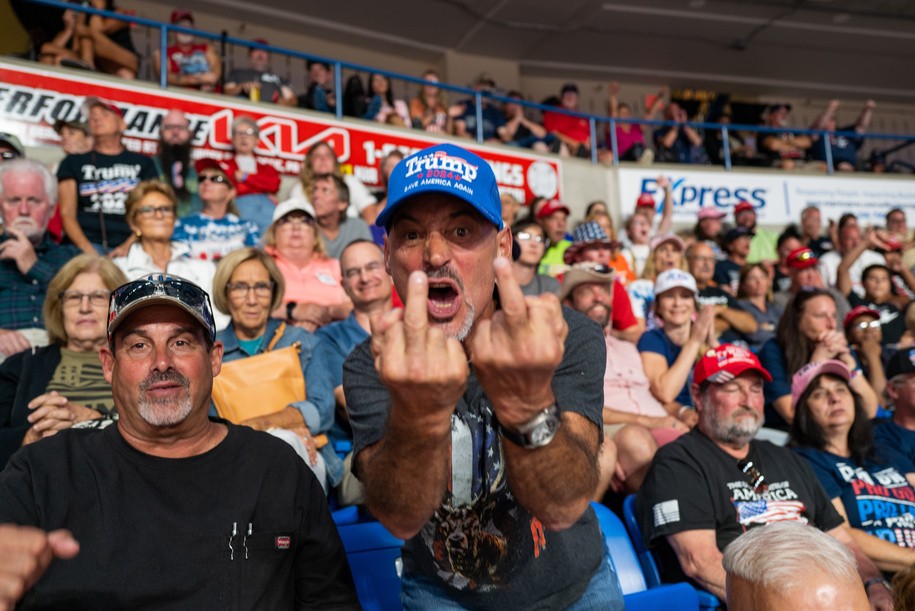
xmin=0 ymin=61 xmax=562 ymax=203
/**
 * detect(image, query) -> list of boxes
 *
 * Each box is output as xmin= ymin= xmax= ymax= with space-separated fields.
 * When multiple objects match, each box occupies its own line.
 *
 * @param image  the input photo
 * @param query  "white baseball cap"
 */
xmin=654 ymin=269 xmax=698 ymax=297
xmin=272 ymin=198 xmax=316 ymax=223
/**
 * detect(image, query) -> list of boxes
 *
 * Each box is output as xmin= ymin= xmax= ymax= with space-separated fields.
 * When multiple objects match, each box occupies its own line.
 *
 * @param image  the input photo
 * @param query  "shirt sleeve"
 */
xmin=637 ymin=329 xmax=666 ymax=356
xmin=611 ymin=280 xmax=638 ymax=331
xmin=758 ymin=339 xmax=790 ymax=406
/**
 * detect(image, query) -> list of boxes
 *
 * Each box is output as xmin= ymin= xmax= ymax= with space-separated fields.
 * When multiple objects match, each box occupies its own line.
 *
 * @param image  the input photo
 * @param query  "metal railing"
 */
xmin=18 ymin=0 xmax=915 ymax=174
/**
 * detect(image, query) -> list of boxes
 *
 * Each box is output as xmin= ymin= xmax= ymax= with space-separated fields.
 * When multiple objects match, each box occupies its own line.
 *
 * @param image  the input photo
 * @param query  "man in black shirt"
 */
xmin=687 ymin=242 xmax=756 ymax=345
xmin=0 ymin=275 xmax=358 ymax=609
xmin=637 ymin=344 xmax=892 ymax=607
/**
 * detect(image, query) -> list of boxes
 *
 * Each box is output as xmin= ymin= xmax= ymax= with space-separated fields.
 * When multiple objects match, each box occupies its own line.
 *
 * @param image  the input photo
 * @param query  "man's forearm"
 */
xmin=358 ymin=418 xmax=452 ymax=540
xmin=500 ymin=413 xmax=598 ymax=531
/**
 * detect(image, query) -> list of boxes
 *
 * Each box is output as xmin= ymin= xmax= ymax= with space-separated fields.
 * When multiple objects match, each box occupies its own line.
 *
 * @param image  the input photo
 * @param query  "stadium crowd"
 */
xmin=2 ymin=5 xmax=915 ymax=609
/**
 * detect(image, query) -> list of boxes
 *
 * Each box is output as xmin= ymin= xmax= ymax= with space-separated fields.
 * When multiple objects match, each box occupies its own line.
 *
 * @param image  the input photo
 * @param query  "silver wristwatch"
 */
xmin=499 ymin=404 xmax=561 ymax=449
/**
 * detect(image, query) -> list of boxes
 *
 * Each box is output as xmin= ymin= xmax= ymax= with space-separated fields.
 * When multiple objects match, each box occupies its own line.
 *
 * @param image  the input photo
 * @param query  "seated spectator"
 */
xmin=0 ymin=159 xmax=78 ymax=361
xmin=733 ymin=200 xmax=778 ymax=265
xmin=220 ymin=116 xmax=281 ymax=236
xmin=637 ymin=344 xmax=891 ymax=606
xmin=0 ymin=254 xmax=127 ymax=468
xmin=579 ymin=217 xmax=634 ymax=284
xmin=511 ymin=220 xmax=559 ymax=297
xmin=535 ymin=199 xmax=571 ymax=277
xmin=687 ymin=242 xmax=758 ymax=345
xmin=542 ymin=83 xmax=592 ymax=157
xmin=713 ymin=227 xmax=751 ymax=294
xmin=79 ymin=0 xmax=139 ymax=79
xmin=363 ymin=150 xmax=402 ymax=240
xmin=759 ymin=103 xmax=812 ymax=170
xmin=723 ymin=521 xmax=871 ymax=610
xmin=886 ymin=207 xmax=910 ymax=243
xmin=704 ymin=107 xmax=765 ymax=167
xmin=52 ymin=119 xmax=92 ymax=156
xmin=298 ymin=60 xmax=335 ymax=113
xmin=771 ymin=228 xmax=804 ymax=294
xmin=264 ymin=199 xmax=351 ymax=332
xmin=212 ymin=247 xmax=339 ymax=492
xmin=844 ymin=306 xmax=892 ymax=399
xmin=313 ymin=240 xmax=393 ymax=505
xmin=773 ymin=246 xmax=851 ymax=323
xmin=841 ymin=257 xmax=906 ymax=347
xmin=154 ymin=109 xmax=199 ymax=217
xmin=152 ymin=9 xmax=220 ymax=92
xmin=564 ymin=222 xmax=642 ymax=342
xmin=627 ymin=233 xmax=687 ymax=327
xmin=800 ymin=205 xmax=834 ymax=257
xmin=363 ymin=72 xmax=410 ymax=127
xmin=0 ymin=134 xmax=23 ymax=162
xmin=289 ymin=141 xmax=377 ymax=223
xmin=310 ymin=174 xmax=372 ymax=260
xmin=758 ymin=288 xmax=878 ymax=429
xmin=692 ymin=207 xmax=726 ymax=261
xmin=500 ymin=192 xmax=521 ymax=228
xmin=57 ymin=97 xmax=158 ymax=256
xmin=409 ymin=69 xmax=451 ymax=133
xmin=874 ymin=347 xmax=915 ymax=465
xmin=638 ymin=269 xmax=716 ymax=408
xmin=808 ymin=99 xmax=875 ymax=172
xmin=38 ymin=8 xmax=92 ymax=70
xmin=112 ymin=180 xmax=226 ymax=330
xmin=621 ymin=212 xmax=652 ymax=277
xmin=224 ymin=40 xmax=296 ymax=106
xmin=821 ymin=216 xmax=887 ymax=297
xmin=791 ymin=360 xmax=915 ymax=573
xmin=605 ymin=81 xmax=663 ymax=164
xmin=560 ymin=264 xmax=693 ymax=494
xmin=653 ymin=102 xmax=707 ymax=164
xmin=501 ymin=91 xmax=555 ymax=154
xmin=172 ymin=159 xmax=259 ymax=261
xmin=736 ymin=263 xmax=784 ymax=352
xmin=451 ymin=75 xmax=505 ymax=144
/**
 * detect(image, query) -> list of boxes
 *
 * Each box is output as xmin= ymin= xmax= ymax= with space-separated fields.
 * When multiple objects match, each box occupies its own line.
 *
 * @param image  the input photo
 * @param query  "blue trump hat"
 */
xmin=375 ymin=143 xmax=503 ymax=230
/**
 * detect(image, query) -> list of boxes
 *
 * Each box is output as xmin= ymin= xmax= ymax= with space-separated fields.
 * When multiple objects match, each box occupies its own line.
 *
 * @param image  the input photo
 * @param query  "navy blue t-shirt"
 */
xmin=637 ymin=329 xmax=693 ymax=406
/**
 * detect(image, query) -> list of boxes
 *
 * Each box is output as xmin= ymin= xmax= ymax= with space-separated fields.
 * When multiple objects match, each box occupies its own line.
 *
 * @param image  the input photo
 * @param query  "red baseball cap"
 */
xmin=734 ymin=201 xmax=755 ymax=216
xmin=170 ymin=9 xmax=194 ymax=24
xmin=636 ymin=193 xmax=656 ymax=209
xmin=536 ymin=199 xmax=571 ymax=220
xmin=786 ymin=247 xmax=818 ymax=270
xmin=693 ymin=344 xmax=772 ymax=386
xmin=844 ymin=305 xmax=880 ymax=331
xmin=882 ymin=237 xmax=904 ymax=252
xmin=82 ymin=97 xmax=124 ymax=119
xmin=195 ymin=158 xmax=238 ymax=190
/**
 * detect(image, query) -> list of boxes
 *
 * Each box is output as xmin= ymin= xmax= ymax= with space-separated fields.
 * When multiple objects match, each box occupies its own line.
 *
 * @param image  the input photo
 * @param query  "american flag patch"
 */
xmin=737 ymin=500 xmax=807 ymax=525
xmin=653 ymin=500 xmax=681 ymax=526
xmin=275 ymin=536 xmax=291 ymax=549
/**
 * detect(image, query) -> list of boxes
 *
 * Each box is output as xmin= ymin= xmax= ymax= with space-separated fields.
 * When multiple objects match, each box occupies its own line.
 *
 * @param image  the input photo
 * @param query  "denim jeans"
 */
xmin=400 ymin=541 xmax=624 ymax=610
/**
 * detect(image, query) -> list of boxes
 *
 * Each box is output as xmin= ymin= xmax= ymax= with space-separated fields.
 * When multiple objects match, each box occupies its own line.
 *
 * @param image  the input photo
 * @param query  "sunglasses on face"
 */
xmin=515 ymin=231 xmax=546 ymax=244
xmin=853 ymin=319 xmax=881 ymax=331
xmin=110 ymin=276 xmax=215 ymax=339
xmin=199 ymin=174 xmax=229 ymax=184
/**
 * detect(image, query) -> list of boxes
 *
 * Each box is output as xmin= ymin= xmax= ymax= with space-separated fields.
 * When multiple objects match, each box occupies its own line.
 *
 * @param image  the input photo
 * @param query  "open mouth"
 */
xmin=427 ymin=280 xmax=461 ymax=320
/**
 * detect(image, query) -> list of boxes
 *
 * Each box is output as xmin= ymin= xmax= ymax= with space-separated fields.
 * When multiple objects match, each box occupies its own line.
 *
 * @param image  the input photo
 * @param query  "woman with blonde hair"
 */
xmin=409 ymin=69 xmax=451 ymax=133
xmin=0 ymin=254 xmax=127 ymax=467
xmin=288 ymin=141 xmax=377 ymax=223
xmin=626 ymin=233 xmax=688 ymax=329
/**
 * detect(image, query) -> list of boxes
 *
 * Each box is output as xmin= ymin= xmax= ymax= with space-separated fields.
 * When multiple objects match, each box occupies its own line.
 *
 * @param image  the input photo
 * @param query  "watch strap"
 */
xmin=499 ymin=404 xmax=561 ymax=449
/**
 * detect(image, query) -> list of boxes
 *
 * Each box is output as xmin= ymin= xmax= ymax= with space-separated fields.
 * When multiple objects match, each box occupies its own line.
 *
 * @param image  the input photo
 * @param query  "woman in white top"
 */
xmin=113 ymin=180 xmax=229 ymax=330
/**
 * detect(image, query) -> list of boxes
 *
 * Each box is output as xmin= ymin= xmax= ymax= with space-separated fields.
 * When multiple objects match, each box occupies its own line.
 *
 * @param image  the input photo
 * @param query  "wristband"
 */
xmin=286 ymin=301 xmax=297 ymax=321
xmin=850 ymin=368 xmax=864 ymax=379
xmin=864 ymin=577 xmax=891 ymax=592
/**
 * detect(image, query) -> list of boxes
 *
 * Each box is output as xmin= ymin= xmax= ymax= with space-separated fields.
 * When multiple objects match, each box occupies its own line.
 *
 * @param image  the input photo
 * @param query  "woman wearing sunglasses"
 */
xmin=843 ymin=306 xmax=894 ymax=400
xmin=0 ymin=254 xmax=127 ymax=468
xmin=791 ymin=360 xmax=915 ymax=574
xmin=510 ymin=219 xmax=558 ymax=296
xmin=172 ymin=159 xmax=260 ymax=262
xmin=113 ymin=180 xmax=228 ymax=330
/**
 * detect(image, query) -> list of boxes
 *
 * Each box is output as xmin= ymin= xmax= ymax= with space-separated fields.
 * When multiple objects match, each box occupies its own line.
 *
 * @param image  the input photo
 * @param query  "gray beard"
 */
xmin=707 ymin=407 xmax=761 ymax=446
xmin=451 ymin=301 xmax=476 ymax=342
xmin=137 ymin=392 xmax=193 ymax=426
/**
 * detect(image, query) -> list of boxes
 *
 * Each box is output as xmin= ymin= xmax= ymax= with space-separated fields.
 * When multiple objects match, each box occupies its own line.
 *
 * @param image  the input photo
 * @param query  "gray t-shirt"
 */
xmin=321 ymin=218 xmax=373 ymax=260
xmin=520 ymin=273 xmax=561 ymax=297
xmin=343 ymin=306 xmax=607 ymax=609
xmin=225 ymin=68 xmax=290 ymax=103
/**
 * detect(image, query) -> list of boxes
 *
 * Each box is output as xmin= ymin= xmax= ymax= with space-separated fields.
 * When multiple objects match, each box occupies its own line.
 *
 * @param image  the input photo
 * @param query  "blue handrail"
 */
xmin=18 ymin=0 xmax=915 ymax=173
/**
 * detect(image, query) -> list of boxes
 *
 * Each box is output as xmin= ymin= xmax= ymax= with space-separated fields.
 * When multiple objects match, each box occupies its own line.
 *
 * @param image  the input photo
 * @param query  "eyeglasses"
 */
xmin=515 ymin=231 xmax=546 ymax=244
xmin=199 ymin=174 xmax=229 ymax=184
xmin=226 ymin=281 xmax=274 ymax=297
xmin=343 ymin=260 xmax=384 ymax=280
xmin=233 ymin=129 xmax=257 ymax=137
xmin=109 ymin=275 xmax=215 ymax=341
xmin=136 ymin=205 xmax=176 ymax=218
xmin=60 ymin=290 xmax=110 ymax=307
xmin=276 ymin=214 xmax=314 ymax=227
xmin=162 ymin=123 xmax=190 ymax=131
xmin=576 ymin=263 xmax=613 ymax=275
xmin=0 ymin=151 xmax=19 ymax=161
xmin=853 ymin=320 xmax=881 ymax=331
xmin=737 ymin=459 xmax=768 ymax=494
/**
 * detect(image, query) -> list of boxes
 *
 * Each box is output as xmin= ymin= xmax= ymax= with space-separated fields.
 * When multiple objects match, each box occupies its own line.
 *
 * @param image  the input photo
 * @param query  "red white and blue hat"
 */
xmin=108 ymin=275 xmax=216 ymax=344
xmin=694 ymin=344 xmax=772 ymax=385
xmin=376 ymin=143 xmax=502 ymax=230
xmin=564 ymin=221 xmax=619 ymax=264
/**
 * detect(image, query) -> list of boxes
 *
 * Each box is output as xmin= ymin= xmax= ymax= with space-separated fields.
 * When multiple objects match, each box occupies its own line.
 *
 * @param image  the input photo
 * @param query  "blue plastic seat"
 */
xmin=622 ymin=495 xmax=722 ymax=610
xmin=337 ymin=520 xmax=404 ymax=611
xmin=590 ymin=502 xmax=699 ymax=610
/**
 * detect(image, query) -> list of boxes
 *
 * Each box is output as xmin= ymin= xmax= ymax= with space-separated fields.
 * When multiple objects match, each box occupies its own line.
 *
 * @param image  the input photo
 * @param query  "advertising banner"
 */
xmin=0 ymin=61 xmax=562 ymax=203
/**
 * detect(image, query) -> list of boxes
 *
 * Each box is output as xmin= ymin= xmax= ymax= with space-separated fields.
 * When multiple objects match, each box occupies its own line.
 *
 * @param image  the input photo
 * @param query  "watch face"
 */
xmin=529 ymin=416 xmax=560 ymax=446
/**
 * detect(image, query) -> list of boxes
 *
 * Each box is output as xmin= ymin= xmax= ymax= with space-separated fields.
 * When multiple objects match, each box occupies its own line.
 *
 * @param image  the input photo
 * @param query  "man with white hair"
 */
xmin=722 ymin=521 xmax=870 ymax=610
xmin=637 ymin=343 xmax=892 ymax=608
xmin=0 ymin=159 xmax=77 ymax=359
